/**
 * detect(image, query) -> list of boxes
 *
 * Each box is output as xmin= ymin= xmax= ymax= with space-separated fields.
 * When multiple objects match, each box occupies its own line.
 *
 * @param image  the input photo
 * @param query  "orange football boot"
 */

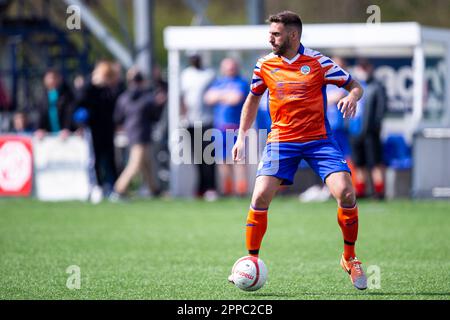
xmin=340 ymin=254 xmax=367 ymax=290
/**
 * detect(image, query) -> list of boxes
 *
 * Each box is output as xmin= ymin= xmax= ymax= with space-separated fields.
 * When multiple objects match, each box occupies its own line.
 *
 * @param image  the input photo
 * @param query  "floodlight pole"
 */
xmin=246 ymin=0 xmax=265 ymax=25
xmin=412 ymin=45 xmax=425 ymax=129
xmin=168 ymin=49 xmax=181 ymax=196
xmin=134 ymin=0 xmax=154 ymax=77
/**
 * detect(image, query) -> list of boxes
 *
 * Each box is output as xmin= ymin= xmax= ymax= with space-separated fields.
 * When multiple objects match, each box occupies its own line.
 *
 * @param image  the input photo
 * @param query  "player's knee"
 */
xmin=337 ymin=186 xmax=356 ymax=206
xmin=252 ymin=189 xmax=272 ymax=209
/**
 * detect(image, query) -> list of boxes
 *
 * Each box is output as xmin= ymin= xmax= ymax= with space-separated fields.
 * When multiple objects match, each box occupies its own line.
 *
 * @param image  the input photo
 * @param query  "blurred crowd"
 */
xmin=0 ymin=54 xmax=387 ymax=201
xmin=0 ymin=60 xmax=168 ymax=201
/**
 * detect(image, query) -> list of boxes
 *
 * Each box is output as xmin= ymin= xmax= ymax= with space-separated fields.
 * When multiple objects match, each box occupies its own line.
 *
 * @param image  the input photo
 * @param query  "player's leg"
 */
xmin=326 ymin=171 xmax=355 ymax=206
xmin=325 ymin=170 xmax=359 ymax=260
xmin=326 ymin=171 xmax=367 ymax=290
xmin=246 ymin=175 xmax=281 ymax=257
xmin=326 ymin=171 xmax=358 ymax=256
xmin=228 ymin=175 xmax=281 ymax=284
xmin=305 ymin=139 xmax=367 ymax=290
xmin=245 ymin=141 xmax=301 ymax=257
xmin=229 ymin=142 xmax=300 ymax=284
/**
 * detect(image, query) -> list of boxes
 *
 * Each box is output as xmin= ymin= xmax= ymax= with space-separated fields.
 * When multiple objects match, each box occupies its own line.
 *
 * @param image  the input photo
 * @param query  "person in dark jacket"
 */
xmin=35 ymin=69 xmax=75 ymax=139
xmin=349 ymin=59 xmax=387 ymax=199
xmin=0 ymin=78 xmax=10 ymax=111
xmin=110 ymin=68 xmax=163 ymax=199
xmin=76 ymin=61 xmax=124 ymax=194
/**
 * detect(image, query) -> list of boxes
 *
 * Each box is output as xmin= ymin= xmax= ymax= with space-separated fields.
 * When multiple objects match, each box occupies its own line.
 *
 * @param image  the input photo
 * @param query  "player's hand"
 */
xmin=232 ymin=136 xmax=245 ymax=162
xmin=337 ymin=94 xmax=358 ymax=118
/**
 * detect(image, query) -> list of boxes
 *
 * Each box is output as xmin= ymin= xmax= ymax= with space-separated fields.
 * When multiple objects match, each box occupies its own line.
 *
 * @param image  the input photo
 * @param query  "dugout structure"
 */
xmin=164 ymin=23 xmax=450 ymax=198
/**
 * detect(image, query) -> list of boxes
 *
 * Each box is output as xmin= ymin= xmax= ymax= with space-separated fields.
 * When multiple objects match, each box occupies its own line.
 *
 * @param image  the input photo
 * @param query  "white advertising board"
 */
xmin=33 ymin=136 xmax=91 ymax=201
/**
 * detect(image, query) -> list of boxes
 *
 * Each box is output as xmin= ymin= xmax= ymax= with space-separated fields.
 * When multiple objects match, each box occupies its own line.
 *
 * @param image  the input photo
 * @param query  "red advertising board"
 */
xmin=0 ymin=135 xmax=33 ymax=197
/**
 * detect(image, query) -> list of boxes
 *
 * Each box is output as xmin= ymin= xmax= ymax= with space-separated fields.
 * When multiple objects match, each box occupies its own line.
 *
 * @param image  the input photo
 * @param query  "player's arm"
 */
xmin=232 ymin=92 xmax=262 ymax=161
xmin=338 ymin=79 xmax=364 ymax=118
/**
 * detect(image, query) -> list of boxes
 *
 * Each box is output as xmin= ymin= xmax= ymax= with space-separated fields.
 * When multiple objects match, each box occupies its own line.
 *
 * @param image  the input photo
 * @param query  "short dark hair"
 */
xmin=267 ymin=11 xmax=302 ymax=35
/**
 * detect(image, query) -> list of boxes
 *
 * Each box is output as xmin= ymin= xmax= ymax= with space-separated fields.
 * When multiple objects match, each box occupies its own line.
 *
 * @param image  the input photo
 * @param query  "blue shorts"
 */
xmin=256 ymin=138 xmax=351 ymax=185
xmin=332 ymin=129 xmax=352 ymax=159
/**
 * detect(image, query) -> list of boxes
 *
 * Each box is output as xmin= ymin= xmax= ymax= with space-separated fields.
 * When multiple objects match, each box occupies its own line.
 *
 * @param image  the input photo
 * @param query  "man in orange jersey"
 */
xmin=229 ymin=11 xmax=367 ymax=290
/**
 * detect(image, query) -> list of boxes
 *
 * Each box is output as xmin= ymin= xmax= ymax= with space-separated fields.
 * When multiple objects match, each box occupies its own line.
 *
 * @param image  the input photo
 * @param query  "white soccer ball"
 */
xmin=230 ymin=256 xmax=268 ymax=291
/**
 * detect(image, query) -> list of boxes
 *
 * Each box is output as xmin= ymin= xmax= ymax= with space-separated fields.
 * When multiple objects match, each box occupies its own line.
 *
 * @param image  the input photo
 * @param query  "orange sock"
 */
xmin=337 ymin=205 xmax=358 ymax=260
xmin=246 ymin=206 xmax=268 ymax=257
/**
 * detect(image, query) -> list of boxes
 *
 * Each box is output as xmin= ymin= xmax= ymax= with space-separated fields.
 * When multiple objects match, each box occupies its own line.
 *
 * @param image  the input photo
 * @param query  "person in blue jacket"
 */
xmin=204 ymin=58 xmax=249 ymax=197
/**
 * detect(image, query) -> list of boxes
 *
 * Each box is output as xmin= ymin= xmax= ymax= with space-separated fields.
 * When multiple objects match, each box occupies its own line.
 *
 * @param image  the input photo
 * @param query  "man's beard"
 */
xmin=273 ymin=39 xmax=290 ymax=56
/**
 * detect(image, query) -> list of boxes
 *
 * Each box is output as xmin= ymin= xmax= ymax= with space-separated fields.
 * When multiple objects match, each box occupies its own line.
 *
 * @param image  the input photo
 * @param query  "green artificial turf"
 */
xmin=0 ymin=197 xmax=449 ymax=300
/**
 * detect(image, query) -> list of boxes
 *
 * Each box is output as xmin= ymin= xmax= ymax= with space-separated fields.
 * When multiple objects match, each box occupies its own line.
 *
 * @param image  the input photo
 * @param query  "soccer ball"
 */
xmin=230 ymin=256 xmax=268 ymax=291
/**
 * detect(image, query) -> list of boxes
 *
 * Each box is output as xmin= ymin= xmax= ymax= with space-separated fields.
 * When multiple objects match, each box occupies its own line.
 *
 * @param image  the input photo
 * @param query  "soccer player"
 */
xmin=229 ymin=11 xmax=367 ymax=290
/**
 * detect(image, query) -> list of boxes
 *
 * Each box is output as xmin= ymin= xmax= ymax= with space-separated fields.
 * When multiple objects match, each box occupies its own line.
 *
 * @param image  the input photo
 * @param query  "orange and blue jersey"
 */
xmin=250 ymin=44 xmax=352 ymax=144
xmin=253 ymin=44 xmax=353 ymax=184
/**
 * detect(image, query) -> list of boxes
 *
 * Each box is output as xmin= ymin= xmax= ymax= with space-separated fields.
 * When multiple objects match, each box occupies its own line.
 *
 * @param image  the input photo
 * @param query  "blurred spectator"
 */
xmin=0 ymin=78 xmax=10 ymax=111
xmin=180 ymin=53 xmax=217 ymax=200
xmin=73 ymin=74 xmax=86 ymax=100
xmin=76 ymin=61 xmax=123 ymax=195
xmin=110 ymin=67 xmax=162 ymax=200
xmin=349 ymin=58 xmax=387 ymax=199
xmin=11 ymin=111 xmax=33 ymax=135
xmin=35 ymin=69 xmax=75 ymax=140
xmin=204 ymin=57 xmax=248 ymax=197
xmin=149 ymin=64 xmax=169 ymax=193
xmin=152 ymin=64 xmax=168 ymax=111
xmin=299 ymin=56 xmax=352 ymax=202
